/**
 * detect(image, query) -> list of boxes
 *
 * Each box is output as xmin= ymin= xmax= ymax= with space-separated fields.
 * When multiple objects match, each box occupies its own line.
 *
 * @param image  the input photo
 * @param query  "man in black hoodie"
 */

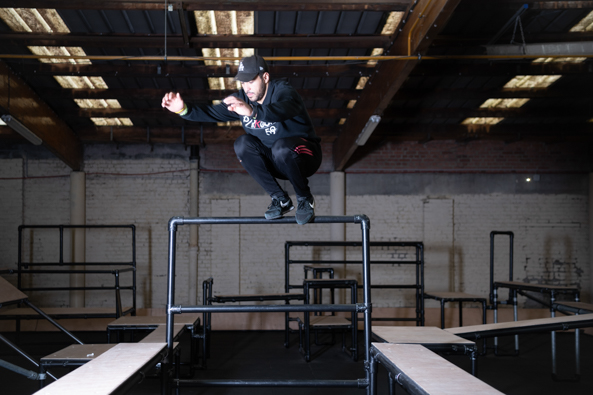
xmin=162 ymin=55 xmax=321 ymax=225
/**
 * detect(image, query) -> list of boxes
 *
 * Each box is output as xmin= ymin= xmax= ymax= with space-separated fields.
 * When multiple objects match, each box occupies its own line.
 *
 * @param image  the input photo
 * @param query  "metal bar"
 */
xmin=12 ymin=262 xmax=135 ymax=267
xmin=173 ymin=304 xmax=360 ymax=314
xmin=23 ymin=301 xmax=83 ymax=344
xmin=175 ymin=379 xmax=367 ymax=388
xmin=131 ymin=225 xmax=137 ymax=315
xmin=361 ymin=215 xmax=372 ymax=364
xmin=0 ymin=334 xmax=58 ymax=381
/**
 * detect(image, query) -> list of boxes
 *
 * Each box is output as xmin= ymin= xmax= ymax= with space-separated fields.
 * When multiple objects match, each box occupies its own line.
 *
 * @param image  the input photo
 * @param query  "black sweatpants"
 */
xmin=234 ymin=134 xmax=322 ymax=200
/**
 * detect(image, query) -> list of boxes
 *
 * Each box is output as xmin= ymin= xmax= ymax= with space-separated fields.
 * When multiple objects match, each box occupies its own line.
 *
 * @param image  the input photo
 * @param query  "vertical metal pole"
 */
xmin=493 ymin=287 xmax=499 ymax=351
xmin=509 ymin=232 xmax=514 ymax=282
xmin=166 ymin=218 xmax=180 ymax=355
xmin=513 ymin=289 xmax=519 ymax=352
xmin=420 ymin=243 xmax=425 ymax=326
xmin=132 ymin=225 xmax=137 ymax=315
xmin=360 ymin=215 xmax=372 ymax=365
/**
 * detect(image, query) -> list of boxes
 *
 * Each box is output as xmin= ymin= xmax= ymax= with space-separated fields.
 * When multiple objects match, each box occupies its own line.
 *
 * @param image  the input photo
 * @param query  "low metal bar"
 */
xmin=0 ymin=334 xmax=58 ymax=381
xmin=24 ymin=301 xmax=83 ymax=345
xmin=173 ymin=304 xmax=361 ymax=314
xmin=175 ymin=379 xmax=367 ymax=388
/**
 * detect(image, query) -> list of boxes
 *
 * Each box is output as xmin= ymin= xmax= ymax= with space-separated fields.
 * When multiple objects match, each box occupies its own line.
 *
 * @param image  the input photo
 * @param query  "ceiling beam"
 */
xmin=11 ymin=63 xmax=375 ymax=79
xmin=0 ymin=33 xmax=390 ymax=50
xmin=71 ymin=125 xmax=337 ymax=145
xmin=393 ymin=87 xmax=593 ymax=100
xmin=433 ymin=32 xmax=593 ymax=47
xmin=5 ymin=1 xmax=410 ymax=12
xmin=463 ymin=0 xmax=593 ymax=9
xmin=383 ymin=106 xmax=593 ymax=119
xmin=373 ymin=123 xmax=593 ymax=142
xmin=63 ymin=107 xmax=349 ymax=119
xmin=0 ymin=61 xmax=82 ymax=170
xmin=412 ymin=61 xmax=593 ymax=76
xmin=36 ymin=88 xmax=360 ymax=102
xmin=332 ymin=0 xmax=463 ymax=171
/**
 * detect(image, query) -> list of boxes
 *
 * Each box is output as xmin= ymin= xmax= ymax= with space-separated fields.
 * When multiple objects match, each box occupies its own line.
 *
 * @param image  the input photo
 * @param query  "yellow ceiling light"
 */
xmin=462 ymin=117 xmax=504 ymax=126
xmin=569 ymin=10 xmax=593 ymax=32
xmin=195 ymin=10 xmax=254 ymax=92
xmin=0 ymin=8 xmax=131 ymax=127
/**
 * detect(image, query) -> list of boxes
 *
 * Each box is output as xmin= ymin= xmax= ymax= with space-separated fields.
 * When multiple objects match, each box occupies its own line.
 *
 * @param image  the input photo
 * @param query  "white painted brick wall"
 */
xmin=0 ymin=159 xmax=23 ymax=291
xmin=1 ymin=157 xmax=589 ymax=311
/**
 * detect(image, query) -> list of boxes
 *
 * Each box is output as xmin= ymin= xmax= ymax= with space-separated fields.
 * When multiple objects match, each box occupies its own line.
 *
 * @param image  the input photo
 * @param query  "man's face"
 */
xmin=241 ymin=73 xmax=268 ymax=103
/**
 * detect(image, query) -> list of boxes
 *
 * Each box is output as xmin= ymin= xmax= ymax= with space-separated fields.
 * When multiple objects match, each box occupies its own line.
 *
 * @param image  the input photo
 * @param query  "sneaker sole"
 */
xmin=265 ymin=206 xmax=294 ymax=220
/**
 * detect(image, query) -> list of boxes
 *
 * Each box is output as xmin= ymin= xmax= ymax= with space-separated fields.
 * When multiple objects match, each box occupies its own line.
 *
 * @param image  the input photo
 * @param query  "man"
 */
xmin=161 ymin=55 xmax=321 ymax=225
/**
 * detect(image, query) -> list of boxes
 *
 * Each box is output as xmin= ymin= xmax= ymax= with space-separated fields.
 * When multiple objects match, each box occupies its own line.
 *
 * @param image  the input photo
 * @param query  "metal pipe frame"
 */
xmin=15 ymin=224 xmax=137 ymax=322
xmin=165 ymin=215 xmax=372 ymax=393
xmin=285 ymin=241 xmax=424 ymax=326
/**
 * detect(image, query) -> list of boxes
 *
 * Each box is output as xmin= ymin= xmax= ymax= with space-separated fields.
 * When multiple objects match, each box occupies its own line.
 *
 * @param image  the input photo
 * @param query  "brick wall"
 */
xmin=0 ymin=139 xmax=590 ymax=317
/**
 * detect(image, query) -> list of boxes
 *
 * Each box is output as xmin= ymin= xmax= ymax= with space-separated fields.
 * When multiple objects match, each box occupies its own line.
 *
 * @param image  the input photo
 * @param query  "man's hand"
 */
xmin=224 ymin=96 xmax=253 ymax=116
xmin=161 ymin=92 xmax=185 ymax=113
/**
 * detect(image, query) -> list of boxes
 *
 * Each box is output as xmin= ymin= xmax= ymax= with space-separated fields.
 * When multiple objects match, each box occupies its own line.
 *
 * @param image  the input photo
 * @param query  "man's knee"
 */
xmin=271 ymin=138 xmax=293 ymax=161
xmin=234 ymin=134 xmax=257 ymax=157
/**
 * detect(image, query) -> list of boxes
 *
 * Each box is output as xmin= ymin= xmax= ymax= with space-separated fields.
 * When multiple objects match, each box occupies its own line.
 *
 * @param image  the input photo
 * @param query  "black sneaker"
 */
xmin=295 ymin=196 xmax=315 ymax=225
xmin=265 ymin=196 xmax=294 ymax=220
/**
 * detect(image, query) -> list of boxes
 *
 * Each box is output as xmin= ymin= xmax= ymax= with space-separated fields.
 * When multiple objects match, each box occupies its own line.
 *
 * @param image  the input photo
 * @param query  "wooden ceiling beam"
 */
xmin=412 ymin=61 xmax=593 ymax=76
xmin=72 ymin=125 xmax=337 ymax=145
xmin=462 ymin=0 xmax=593 ymax=9
xmin=63 ymin=107 xmax=349 ymax=119
xmin=36 ymin=88 xmax=360 ymax=101
xmin=373 ymin=123 xmax=593 ymax=142
xmin=12 ymin=63 xmax=375 ymax=79
xmin=0 ymin=33 xmax=390 ymax=50
xmin=332 ymin=0 xmax=463 ymax=171
xmin=393 ymin=87 xmax=593 ymax=101
xmin=5 ymin=1 xmax=410 ymax=12
xmin=383 ymin=106 xmax=593 ymax=119
xmin=0 ymin=61 xmax=82 ymax=170
xmin=433 ymin=32 xmax=593 ymax=46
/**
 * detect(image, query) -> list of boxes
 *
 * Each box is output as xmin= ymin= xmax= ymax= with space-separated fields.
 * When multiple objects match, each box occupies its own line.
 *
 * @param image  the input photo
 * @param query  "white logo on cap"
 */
xmin=239 ymin=62 xmax=245 ymax=71
xmin=259 ymin=66 xmax=264 ymax=71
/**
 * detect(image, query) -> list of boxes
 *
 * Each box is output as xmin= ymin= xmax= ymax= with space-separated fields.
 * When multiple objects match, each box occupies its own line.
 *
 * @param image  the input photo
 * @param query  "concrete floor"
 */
xmin=1 ymin=329 xmax=592 ymax=395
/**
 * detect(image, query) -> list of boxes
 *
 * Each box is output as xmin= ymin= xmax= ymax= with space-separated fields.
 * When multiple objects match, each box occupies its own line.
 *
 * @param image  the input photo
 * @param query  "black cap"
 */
xmin=235 ymin=55 xmax=269 ymax=82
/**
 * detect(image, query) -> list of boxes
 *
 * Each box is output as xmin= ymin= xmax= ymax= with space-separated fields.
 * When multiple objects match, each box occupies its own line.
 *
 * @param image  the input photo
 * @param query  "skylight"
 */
xmin=0 ymin=8 xmax=132 ymax=127
xmin=462 ymin=11 xmax=592 ymax=126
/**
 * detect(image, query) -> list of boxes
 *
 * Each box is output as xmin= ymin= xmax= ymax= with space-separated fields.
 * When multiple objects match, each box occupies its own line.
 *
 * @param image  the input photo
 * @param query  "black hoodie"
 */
xmin=180 ymin=79 xmax=319 ymax=148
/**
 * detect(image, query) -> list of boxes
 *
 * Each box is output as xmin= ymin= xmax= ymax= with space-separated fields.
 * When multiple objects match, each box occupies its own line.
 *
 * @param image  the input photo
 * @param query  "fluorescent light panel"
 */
xmin=356 ymin=115 xmax=381 ymax=146
xmin=1 ymin=115 xmax=42 ymax=145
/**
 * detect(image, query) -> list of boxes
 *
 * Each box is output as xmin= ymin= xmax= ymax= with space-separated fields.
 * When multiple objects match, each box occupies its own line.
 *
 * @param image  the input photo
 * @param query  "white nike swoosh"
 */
xmin=309 ymin=202 xmax=314 ymax=209
xmin=281 ymin=200 xmax=289 ymax=208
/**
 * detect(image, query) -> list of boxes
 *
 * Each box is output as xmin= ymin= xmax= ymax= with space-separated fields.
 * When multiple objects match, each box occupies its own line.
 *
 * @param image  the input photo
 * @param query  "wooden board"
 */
xmin=34 ymin=342 xmax=165 ymax=395
xmin=494 ymin=281 xmax=578 ymax=291
xmin=107 ymin=313 xmax=200 ymax=327
xmin=373 ymin=326 xmax=474 ymax=346
xmin=310 ymin=316 xmax=351 ymax=327
xmin=139 ymin=324 xmax=185 ymax=343
xmin=0 ymin=307 xmax=132 ymax=316
xmin=447 ymin=313 xmax=593 ymax=336
xmin=372 ymin=343 xmax=503 ymax=395
xmin=42 ymin=344 xmax=117 ymax=362
xmin=424 ymin=291 xmax=486 ymax=300
xmin=0 ymin=276 xmax=28 ymax=304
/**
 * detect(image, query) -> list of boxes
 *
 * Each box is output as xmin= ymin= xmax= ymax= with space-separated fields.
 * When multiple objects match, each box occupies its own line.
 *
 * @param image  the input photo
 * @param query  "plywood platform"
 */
xmin=0 ymin=276 xmax=28 ymax=304
xmin=34 ymin=342 xmax=166 ymax=395
xmin=372 ymin=343 xmax=503 ymax=395
xmin=447 ymin=313 xmax=593 ymax=338
xmin=373 ymin=326 xmax=474 ymax=346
